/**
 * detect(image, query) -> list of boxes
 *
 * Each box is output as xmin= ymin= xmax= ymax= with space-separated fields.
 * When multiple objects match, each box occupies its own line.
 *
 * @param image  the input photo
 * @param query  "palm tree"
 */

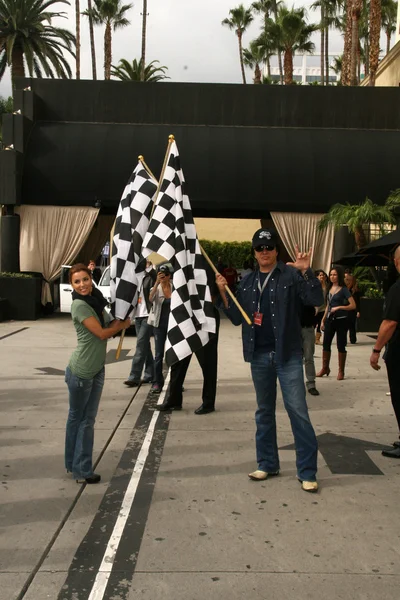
xmin=381 ymin=0 xmax=397 ymax=55
xmin=318 ymin=195 xmax=400 ymax=249
xmin=0 ymin=0 xmax=75 ymax=89
xmin=87 ymin=0 xmax=97 ymax=79
xmin=251 ymin=1 xmax=280 ymax=80
xmin=76 ymin=0 xmax=80 ymax=78
xmin=368 ymin=0 xmax=382 ymax=85
xmin=324 ymin=0 xmax=342 ymax=84
xmin=243 ymin=42 xmax=265 ymax=83
xmin=266 ymin=5 xmax=317 ymax=85
xmin=140 ymin=0 xmax=148 ymax=81
xmin=83 ymin=0 xmax=133 ymax=80
xmin=311 ymin=0 xmax=326 ymax=85
xmin=222 ymin=4 xmax=254 ymax=84
xmin=350 ymin=0 xmax=362 ymax=85
xmin=331 ymin=54 xmax=343 ymax=83
xmin=341 ymin=0 xmax=353 ymax=85
xmin=111 ymin=58 xmax=169 ymax=81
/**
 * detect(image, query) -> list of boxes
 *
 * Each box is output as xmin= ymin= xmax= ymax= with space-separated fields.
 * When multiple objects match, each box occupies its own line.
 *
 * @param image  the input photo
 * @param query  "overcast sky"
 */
xmin=0 ymin=0 xmax=347 ymax=97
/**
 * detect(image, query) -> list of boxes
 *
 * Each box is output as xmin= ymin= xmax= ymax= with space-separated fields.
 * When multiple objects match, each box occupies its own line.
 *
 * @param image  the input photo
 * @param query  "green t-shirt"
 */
xmin=68 ymin=300 xmax=110 ymax=379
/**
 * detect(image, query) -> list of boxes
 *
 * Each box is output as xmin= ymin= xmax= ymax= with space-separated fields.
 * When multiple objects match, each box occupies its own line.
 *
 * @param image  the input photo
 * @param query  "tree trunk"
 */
xmin=386 ymin=31 xmax=391 ymax=55
xmin=350 ymin=1 xmax=362 ymax=86
xmin=104 ymin=21 xmax=112 ymax=80
xmin=364 ymin=37 xmax=369 ymax=76
xmin=369 ymin=0 xmax=382 ymax=86
xmin=254 ymin=63 xmax=262 ymax=84
xmin=321 ymin=7 xmax=325 ymax=86
xmin=325 ymin=25 xmax=329 ymax=84
xmin=237 ymin=31 xmax=246 ymax=84
xmin=342 ymin=0 xmax=354 ymax=86
xmin=11 ymin=45 xmax=25 ymax=89
xmin=266 ymin=56 xmax=271 ymax=77
xmin=354 ymin=226 xmax=367 ymax=249
xmin=271 ymin=0 xmax=283 ymax=84
xmin=87 ymin=0 xmax=97 ymax=80
xmin=357 ymin=42 xmax=361 ymax=83
xmin=284 ymin=48 xmax=293 ymax=85
xmin=75 ymin=0 xmax=80 ymax=79
xmin=140 ymin=0 xmax=148 ymax=81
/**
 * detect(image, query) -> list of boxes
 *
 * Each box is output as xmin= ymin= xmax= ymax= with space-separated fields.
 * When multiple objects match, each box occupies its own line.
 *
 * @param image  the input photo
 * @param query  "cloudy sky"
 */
xmin=0 ymin=0 xmax=346 ymax=97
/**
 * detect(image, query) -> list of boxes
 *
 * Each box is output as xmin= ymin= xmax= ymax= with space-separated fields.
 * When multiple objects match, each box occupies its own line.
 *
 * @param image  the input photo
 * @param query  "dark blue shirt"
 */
xmin=254 ymin=271 xmax=275 ymax=352
xmin=221 ymin=262 xmax=323 ymax=364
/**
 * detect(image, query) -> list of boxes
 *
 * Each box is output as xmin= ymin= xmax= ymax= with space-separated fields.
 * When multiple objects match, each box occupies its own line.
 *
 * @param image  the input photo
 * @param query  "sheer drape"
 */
xmin=17 ymin=206 xmax=99 ymax=303
xmin=271 ymin=212 xmax=334 ymax=275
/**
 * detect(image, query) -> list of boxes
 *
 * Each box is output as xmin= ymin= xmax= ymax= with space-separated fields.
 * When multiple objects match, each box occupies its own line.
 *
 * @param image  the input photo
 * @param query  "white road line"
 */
xmin=88 ymin=373 xmax=170 ymax=600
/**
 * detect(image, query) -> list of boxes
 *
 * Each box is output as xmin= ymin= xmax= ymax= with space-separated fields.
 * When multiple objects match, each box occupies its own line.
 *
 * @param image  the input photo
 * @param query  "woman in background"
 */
xmin=149 ymin=264 xmax=173 ymax=395
xmin=314 ymin=270 xmax=328 ymax=345
xmin=345 ymin=273 xmax=361 ymax=344
xmin=65 ymin=264 xmax=130 ymax=484
xmin=316 ymin=266 xmax=356 ymax=381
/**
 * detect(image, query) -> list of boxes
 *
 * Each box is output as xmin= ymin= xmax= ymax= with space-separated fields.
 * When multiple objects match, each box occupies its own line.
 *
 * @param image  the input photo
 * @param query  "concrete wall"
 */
xmin=361 ymin=41 xmax=400 ymax=87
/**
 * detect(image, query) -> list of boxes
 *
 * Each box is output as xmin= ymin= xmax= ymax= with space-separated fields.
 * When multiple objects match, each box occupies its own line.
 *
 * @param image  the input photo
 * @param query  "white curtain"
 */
xmin=17 ymin=205 xmax=99 ymax=303
xmin=271 ymin=212 xmax=334 ymax=275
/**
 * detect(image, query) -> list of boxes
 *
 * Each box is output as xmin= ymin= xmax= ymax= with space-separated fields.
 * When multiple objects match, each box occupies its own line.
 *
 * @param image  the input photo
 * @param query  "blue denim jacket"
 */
xmin=221 ymin=262 xmax=323 ymax=364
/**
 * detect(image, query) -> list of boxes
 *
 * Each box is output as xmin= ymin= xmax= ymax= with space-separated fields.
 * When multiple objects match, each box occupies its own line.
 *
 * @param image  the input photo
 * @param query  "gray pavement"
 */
xmin=1 ymin=314 xmax=400 ymax=600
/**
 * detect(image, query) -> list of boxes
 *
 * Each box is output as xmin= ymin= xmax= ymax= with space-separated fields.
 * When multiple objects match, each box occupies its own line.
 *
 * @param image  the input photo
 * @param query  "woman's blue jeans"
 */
xmin=250 ymin=351 xmax=318 ymax=482
xmin=64 ymin=366 xmax=105 ymax=479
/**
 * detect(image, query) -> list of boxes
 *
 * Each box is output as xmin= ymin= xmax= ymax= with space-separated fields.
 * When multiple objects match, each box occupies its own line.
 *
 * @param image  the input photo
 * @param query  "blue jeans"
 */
xmin=127 ymin=317 xmax=154 ymax=383
xmin=64 ymin=366 xmax=105 ymax=479
xmin=250 ymin=351 xmax=318 ymax=481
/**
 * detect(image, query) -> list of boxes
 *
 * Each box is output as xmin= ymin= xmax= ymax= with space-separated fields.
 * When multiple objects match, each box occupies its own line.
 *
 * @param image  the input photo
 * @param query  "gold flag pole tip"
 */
xmin=168 ymin=135 xmax=175 ymax=141
xmin=138 ymin=155 xmax=144 ymax=161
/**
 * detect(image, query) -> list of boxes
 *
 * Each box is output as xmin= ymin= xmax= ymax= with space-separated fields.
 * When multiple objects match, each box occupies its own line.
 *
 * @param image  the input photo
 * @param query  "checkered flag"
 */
xmin=110 ymin=163 xmax=157 ymax=320
xmin=142 ymin=141 xmax=216 ymax=365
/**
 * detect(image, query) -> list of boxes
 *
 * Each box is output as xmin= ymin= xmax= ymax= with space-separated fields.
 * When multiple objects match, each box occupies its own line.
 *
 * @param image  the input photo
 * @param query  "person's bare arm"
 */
xmin=370 ymin=319 xmax=398 ymax=370
xmin=82 ymin=316 xmax=131 ymax=340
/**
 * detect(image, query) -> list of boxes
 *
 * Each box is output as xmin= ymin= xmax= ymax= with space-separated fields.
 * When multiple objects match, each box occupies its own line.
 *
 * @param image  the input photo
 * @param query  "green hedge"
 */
xmin=199 ymin=240 xmax=253 ymax=269
xmin=0 ymin=272 xmax=35 ymax=279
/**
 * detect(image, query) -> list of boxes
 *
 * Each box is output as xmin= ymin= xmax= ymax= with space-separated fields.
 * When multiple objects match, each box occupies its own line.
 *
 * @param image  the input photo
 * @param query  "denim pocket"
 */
xmin=65 ymin=366 xmax=71 ymax=384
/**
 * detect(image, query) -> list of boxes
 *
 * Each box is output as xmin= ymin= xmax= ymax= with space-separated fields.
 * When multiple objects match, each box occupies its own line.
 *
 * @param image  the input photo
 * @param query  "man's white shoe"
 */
xmin=248 ymin=470 xmax=279 ymax=481
xmin=301 ymin=480 xmax=319 ymax=493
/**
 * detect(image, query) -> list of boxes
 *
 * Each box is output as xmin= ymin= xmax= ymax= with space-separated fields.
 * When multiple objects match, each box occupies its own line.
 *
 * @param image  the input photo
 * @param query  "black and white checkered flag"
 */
xmin=110 ymin=163 xmax=157 ymax=320
xmin=142 ymin=141 xmax=216 ymax=365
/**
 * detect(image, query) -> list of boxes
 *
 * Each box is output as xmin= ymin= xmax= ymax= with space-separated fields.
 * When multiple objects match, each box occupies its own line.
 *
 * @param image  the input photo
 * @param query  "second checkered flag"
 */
xmin=142 ymin=141 xmax=216 ymax=365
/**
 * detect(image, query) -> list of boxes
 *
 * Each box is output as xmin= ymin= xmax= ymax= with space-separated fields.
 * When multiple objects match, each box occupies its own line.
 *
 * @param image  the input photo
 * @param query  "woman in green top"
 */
xmin=65 ymin=264 xmax=130 ymax=484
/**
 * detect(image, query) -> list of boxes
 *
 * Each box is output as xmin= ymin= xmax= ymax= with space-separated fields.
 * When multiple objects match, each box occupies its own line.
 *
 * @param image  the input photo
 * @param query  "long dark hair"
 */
xmin=329 ymin=266 xmax=345 ymax=288
xmin=314 ymin=269 xmax=328 ymax=287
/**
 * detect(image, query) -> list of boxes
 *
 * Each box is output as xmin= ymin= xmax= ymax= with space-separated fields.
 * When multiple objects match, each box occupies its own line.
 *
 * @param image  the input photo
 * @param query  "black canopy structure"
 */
xmin=1 ymin=79 xmax=400 ymax=271
xmin=335 ymin=251 xmax=389 ymax=267
xmin=358 ymin=229 xmax=400 ymax=257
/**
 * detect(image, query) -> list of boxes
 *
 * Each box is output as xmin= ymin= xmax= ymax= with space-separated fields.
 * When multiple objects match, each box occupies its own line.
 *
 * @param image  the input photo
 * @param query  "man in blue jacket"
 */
xmin=216 ymin=228 xmax=323 ymax=493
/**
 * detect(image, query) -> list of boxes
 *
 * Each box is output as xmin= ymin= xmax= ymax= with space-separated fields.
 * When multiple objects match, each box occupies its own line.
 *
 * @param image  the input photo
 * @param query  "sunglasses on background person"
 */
xmin=254 ymin=245 xmax=276 ymax=253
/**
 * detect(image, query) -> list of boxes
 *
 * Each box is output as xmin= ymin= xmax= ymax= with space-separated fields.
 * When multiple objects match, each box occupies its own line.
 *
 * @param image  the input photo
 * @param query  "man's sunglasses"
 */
xmin=254 ymin=245 xmax=275 ymax=252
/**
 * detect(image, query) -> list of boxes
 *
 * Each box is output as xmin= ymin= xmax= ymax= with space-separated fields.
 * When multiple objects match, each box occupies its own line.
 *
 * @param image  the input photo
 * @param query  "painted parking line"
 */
xmin=58 ymin=375 xmax=171 ymax=600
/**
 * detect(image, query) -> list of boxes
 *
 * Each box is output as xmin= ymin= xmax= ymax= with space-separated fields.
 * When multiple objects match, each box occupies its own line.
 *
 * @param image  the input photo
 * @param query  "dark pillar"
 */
xmin=332 ymin=226 xmax=354 ymax=263
xmin=0 ymin=212 xmax=20 ymax=273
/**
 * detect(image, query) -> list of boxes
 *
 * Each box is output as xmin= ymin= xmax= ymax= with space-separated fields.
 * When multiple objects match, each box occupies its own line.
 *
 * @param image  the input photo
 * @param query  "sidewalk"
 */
xmin=1 ymin=314 xmax=399 ymax=600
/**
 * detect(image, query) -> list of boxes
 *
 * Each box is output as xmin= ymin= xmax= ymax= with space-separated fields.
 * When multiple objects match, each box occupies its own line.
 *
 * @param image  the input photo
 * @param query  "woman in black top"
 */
xmin=316 ymin=266 xmax=356 ymax=380
xmin=345 ymin=273 xmax=361 ymax=344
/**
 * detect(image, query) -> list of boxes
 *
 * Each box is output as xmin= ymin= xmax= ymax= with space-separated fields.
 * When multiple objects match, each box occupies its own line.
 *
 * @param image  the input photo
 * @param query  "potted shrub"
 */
xmin=358 ymin=285 xmax=384 ymax=333
xmin=0 ymin=272 xmax=42 ymax=320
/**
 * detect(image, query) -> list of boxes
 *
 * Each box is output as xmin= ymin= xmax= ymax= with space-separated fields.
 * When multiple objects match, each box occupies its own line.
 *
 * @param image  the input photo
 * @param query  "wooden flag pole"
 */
xmin=199 ymin=244 xmax=252 ymax=325
xmin=116 ymin=137 xmax=175 ymax=360
xmin=139 ymin=145 xmax=252 ymax=326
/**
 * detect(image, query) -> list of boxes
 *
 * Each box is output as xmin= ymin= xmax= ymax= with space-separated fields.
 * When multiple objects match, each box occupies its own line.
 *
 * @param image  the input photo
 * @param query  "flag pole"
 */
xmin=116 ymin=137 xmax=175 ymax=360
xmin=139 ymin=146 xmax=252 ymax=326
xmin=199 ymin=245 xmax=252 ymax=325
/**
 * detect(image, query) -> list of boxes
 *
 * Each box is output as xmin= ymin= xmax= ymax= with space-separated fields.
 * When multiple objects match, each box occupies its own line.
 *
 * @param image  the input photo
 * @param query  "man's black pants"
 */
xmin=385 ymin=347 xmax=400 ymax=432
xmin=166 ymin=310 xmax=220 ymax=409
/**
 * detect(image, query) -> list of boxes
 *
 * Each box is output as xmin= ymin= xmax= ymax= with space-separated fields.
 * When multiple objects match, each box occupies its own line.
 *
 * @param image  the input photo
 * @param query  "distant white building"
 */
xmin=265 ymin=54 xmax=340 ymax=85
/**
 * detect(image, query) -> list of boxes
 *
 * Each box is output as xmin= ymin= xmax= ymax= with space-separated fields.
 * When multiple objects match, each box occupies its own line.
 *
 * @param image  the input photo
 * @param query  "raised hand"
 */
xmin=286 ymin=245 xmax=312 ymax=274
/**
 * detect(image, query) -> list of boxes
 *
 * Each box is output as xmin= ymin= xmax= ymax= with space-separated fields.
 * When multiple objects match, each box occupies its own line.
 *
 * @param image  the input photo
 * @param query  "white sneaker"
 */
xmin=248 ymin=469 xmax=279 ymax=481
xmin=301 ymin=480 xmax=319 ymax=493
